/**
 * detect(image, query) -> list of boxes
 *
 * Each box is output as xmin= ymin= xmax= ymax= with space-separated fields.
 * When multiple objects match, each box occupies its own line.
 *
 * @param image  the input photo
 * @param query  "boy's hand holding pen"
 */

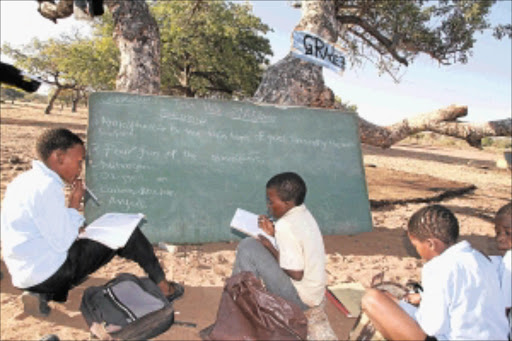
xmin=258 ymin=216 xmax=278 ymax=258
xmin=71 ymin=179 xmax=101 ymax=206
xmin=258 ymin=215 xmax=275 ymax=236
xmin=69 ymin=179 xmax=85 ymax=209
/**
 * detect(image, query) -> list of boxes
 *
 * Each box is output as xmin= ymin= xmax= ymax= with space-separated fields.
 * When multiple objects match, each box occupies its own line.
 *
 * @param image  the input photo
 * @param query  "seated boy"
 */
xmin=361 ymin=204 xmax=509 ymax=341
xmin=493 ymin=202 xmax=511 ymax=336
xmin=232 ymin=172 xmax=326 ymax=311
xmin=1 ymin=128 xmax=183 ymax=316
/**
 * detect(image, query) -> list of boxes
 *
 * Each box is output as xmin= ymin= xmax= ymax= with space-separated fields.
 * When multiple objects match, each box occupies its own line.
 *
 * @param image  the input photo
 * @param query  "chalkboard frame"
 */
xmin=85 ymin=92 xmax=372 ymax=244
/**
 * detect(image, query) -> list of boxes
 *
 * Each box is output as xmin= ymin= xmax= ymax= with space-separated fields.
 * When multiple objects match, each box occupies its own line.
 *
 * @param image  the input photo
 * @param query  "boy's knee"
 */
xmin=237 ymin=237 xmax=261 ymax=254
xmin=361 ymin=288 xmax=384 ymax=314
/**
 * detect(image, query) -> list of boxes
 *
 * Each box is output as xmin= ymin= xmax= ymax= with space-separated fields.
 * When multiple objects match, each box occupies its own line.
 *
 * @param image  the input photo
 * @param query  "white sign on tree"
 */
xmin=291 ymin=31 xmax=346 ymax=75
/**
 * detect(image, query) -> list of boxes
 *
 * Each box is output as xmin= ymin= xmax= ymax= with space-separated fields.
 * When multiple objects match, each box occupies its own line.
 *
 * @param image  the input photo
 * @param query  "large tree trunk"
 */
xmin=253 ymin=1 xmax=338 ymax=109
xmin=253 ymin=0 xmax=511 ymax=148
xmin=71 ymin=97 xmax=78 ymax=113
xmin=105 ymin=0 xmax=161 ymax=95
xmin=36 ymin=0 xmax=161 ymax=94
xmin=45 ymin=87 xmax=62 ymax=115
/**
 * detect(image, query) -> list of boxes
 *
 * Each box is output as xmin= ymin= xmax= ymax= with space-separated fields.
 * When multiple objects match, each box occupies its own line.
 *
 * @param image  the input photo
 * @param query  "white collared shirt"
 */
xmin=500 ymin=250 xmax=511 ymax=310
xmin=1 ymin=160 xmax=85 ymax=288
xmin=275 ymin=204 xmax=326 ymax=307
xmin=416 ymin=240 xmax=509 ymax=340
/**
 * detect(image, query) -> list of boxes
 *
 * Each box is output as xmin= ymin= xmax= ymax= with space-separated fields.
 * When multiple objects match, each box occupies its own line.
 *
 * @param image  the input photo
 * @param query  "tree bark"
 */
xmin=71 ymin=97 xmax=78 ymax=113
xmin=45 ymin=87 xmax=62 ymax=115
xmin=36 ymin=0 xmax=161 ymax=95
xmin=253 ymin=54 xmax=338 ymax=108
xmin=253 ymin=1 xmax=338 ymax=109
xmin=252 ymin=0 xmax=511 ymax=148
xmin=359 ymin=105 xmax=511 ymax=148
xmin=105 ymin=0 xmax=161 ymax=95
xmin=37 ymin=0 xmax=74 ymax=23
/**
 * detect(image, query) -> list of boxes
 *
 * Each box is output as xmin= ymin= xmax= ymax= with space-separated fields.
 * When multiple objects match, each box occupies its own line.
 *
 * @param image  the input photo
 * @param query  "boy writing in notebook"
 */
xmin=1 ymin=128 xmax=183 ymax=317
xmin=232 ymin=172 xmax=326 ymax=311
xmin=361 ymin=204 xmax=509 ymax=341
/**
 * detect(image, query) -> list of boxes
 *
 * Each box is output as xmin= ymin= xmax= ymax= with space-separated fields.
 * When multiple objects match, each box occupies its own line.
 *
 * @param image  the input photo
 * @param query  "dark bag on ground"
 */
xmin=80 ymin=273 xmax=174 ymax=340
xmin=200 ymin=271 xmax=308 ymax=341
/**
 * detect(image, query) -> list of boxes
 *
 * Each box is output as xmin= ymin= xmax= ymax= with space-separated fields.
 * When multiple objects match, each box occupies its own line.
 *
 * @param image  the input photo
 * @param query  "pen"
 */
xmin=174 ymin=320 xmax=197 ymax=328
xmin=85 ymin=185 xmax=100 ymax=205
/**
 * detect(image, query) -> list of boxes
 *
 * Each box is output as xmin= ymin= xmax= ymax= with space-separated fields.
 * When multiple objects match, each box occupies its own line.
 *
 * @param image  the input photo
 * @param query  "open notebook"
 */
xmin=79 ymin=213 xmax=145 ymax=249
xmin=326 ymin=282 xmax=366 ymax=318
xmin=230 ymin=208 xmax=276 ymax=248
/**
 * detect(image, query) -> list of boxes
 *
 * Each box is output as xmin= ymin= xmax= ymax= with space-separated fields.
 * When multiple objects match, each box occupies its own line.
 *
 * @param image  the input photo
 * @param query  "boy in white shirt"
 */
xmin=493 ymin=202 xmax=511 ymax=337
xmin=361 ymin=204 xmax=509 ymax=341
xmin=1 ymin=128 xmax=182 ymax=316
xmin=232 ymin=172 xmax=326 ymax=310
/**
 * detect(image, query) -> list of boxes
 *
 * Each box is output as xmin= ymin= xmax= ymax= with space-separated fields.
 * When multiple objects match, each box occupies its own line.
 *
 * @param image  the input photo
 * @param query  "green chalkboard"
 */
xmin=85 ymin=92 xmax=371 ymax=244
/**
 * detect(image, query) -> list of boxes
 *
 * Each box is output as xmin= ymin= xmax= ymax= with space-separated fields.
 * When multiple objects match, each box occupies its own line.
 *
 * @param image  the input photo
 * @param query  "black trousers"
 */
xmin=26 ymin=227 xmax=165 ymax=302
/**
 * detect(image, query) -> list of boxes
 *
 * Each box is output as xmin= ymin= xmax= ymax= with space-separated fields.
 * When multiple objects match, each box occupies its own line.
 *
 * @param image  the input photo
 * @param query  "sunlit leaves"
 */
xmin=151 ymin=1 xmax=272 ymax=98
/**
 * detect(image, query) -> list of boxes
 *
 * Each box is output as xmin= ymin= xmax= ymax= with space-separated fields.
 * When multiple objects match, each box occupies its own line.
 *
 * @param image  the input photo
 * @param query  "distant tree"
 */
xmin=2 ymin=38 xmax=75 ymax=114
xmin=1 ymin=86 xmax=25 ymax=104
xmin=335 ymin=96 xmax=357 ymax=113
xmin=2 ymin=26 xmax=118 ymax=114
xmin=151 ymin=1 xmax=272 ymax=98
xmin=254 ymin=0 xmax=511 ymax=147
xmin=37 ymin=0 xmax=160 ymax=94
xmin=24 ymin=92 xmax=48 ymax=104
xmin=56 ymin=27 xmax=118 ymax=92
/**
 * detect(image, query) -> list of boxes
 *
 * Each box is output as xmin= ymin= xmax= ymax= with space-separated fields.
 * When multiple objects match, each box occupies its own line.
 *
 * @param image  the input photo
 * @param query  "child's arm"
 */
xmin=258 ymin=217 xmax=304 ymax=281
xmin=258 ymin=235 xmax=279 ymax=259
xmin=258 ymin=236 xmax=304 ymax=280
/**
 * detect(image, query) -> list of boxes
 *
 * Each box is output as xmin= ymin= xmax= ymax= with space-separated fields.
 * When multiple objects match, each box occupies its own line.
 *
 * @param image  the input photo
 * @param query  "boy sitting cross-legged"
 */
xmin=232 ymin=171 xmax=336 ymax=339
xmin=361 ymin=204 xmax=509 ymax=341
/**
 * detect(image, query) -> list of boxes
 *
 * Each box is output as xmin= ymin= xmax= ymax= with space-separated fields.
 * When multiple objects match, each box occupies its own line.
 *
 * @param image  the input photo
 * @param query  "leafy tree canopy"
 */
xmin=151 ymin=1 xmax=273 ymax=98
xmin=331 ymin=0 xmax=511 ymax=80
xmin=2 ymin=27 xmax=118 ymax=91
xmin=2 ymin=38 xmax=62 ymax=85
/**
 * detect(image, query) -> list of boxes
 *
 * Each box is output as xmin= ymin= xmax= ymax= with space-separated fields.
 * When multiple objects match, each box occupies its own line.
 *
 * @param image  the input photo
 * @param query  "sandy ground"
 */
xmin=1 ymin=102 xmax=511 ymax=340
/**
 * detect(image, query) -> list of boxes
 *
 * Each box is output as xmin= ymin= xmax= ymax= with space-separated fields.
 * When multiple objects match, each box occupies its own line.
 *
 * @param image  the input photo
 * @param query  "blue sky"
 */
xmin=1 ymin=0 xmax=511 ymax=125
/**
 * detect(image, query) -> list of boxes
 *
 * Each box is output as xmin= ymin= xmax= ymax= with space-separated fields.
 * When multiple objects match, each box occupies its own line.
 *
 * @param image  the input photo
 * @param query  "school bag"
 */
xmin=80 ymin=273 xmax=174 ymax=340
xmin=200 ymin=271 xmax=308 ymax=341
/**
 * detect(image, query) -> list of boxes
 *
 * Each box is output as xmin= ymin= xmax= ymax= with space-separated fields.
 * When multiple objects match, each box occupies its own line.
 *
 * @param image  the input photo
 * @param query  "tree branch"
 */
xmin=428 ymin=119 xmax=512 ymax=148
xmin=337 ymin=15 xmax=409 ymax=66
xmin=358 ymin=105 xmax=511 ymax=148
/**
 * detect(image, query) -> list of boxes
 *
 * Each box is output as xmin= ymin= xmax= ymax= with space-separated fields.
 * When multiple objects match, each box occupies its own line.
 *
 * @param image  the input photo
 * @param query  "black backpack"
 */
xmin=80 ymin=273 xmax=174 ymax=340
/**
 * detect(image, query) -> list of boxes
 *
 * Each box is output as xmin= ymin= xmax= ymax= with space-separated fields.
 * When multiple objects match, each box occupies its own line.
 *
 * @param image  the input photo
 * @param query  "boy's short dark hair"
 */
xmin=36 ymin=128 xmax=84 ymax=161
xmin=496 ymin=202 xmax=512 ymax=219
xmin=266 ymin=172 xmax=306 ymax=206
xmin=408 ymin=204 xmax=459 ymax=245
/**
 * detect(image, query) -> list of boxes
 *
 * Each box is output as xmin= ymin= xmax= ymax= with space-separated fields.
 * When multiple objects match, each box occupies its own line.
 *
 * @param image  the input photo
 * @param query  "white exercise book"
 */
xmin=230 ymin=208 xmax=276 ymax=248
xmin=79 ymin=212 xmax=145 ymax=249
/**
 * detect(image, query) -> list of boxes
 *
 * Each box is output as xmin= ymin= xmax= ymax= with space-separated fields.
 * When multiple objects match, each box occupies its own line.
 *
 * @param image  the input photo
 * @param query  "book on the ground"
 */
xmin=79 ymin=212 xmax=145 ymax=249
xmin=230 ymin=208 xmax=276 ymax=248
xmin=326 ymin=282 xmax=366 ymax=318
